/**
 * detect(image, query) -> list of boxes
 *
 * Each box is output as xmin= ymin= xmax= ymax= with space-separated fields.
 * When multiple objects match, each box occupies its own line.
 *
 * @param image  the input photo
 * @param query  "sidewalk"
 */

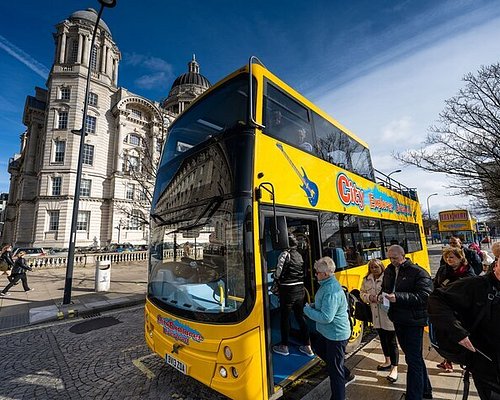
xmin=302 ymin=333 xmax=479 ymax=400
xmin=0 ymin=262 xmax=147 ymax=331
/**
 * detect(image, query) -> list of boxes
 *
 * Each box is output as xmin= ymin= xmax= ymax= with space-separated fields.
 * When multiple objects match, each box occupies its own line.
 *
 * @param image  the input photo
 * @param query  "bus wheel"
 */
xmin=346 ymin=320 xmax=363 ymax=353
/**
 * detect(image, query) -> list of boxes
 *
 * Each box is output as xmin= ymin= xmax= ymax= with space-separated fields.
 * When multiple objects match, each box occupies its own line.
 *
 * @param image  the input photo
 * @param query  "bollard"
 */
xmin=95 ymin=260 xmax=111 ymax=292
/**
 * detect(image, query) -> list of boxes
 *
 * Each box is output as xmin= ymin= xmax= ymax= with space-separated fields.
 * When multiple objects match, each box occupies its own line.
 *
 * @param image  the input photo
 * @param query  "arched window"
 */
xmin=129 ymin=134 xmax=141 ymax=146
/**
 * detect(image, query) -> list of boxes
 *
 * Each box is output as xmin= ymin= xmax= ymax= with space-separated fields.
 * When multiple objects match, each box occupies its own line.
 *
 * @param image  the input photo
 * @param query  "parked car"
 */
xmin=13 ymin=247 xmax=48 ymax=257
xmin=104 ymin=243 xmax=134 ymax=253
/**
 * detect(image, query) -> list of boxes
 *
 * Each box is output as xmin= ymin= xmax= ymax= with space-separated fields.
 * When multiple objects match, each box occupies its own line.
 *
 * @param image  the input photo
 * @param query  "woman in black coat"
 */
xmin=0 ymin=251 xmax=33 ymax=295
xmin=434 ymin=246 xmax=475 ymax=372
xmin=1 ymin=244 xmax=16 ymax=283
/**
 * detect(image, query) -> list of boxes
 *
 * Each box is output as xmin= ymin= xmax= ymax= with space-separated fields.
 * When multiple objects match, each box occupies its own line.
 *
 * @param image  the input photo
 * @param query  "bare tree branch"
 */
xmin=395 ymin=63 xmax=500 ymax=217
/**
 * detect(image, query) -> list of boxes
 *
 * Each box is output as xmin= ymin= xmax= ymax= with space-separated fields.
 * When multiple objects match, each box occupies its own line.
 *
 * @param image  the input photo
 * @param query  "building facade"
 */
xmin=3 ymin=8 xmax=210 ymax=248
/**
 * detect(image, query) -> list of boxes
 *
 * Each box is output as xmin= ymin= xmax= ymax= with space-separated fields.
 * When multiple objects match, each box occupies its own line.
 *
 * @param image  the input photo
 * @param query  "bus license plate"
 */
xmin=166 ymin=354 xmax=187 ymax=374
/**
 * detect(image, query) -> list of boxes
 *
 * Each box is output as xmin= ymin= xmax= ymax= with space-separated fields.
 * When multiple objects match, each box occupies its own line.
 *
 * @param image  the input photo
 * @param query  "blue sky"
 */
xmin=1 ymin=0 xmax=500 ymax=216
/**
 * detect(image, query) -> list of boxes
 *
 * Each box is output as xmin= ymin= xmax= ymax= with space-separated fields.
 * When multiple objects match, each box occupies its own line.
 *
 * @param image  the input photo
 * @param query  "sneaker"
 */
xmin=0 ymin=292 xmax=10 ymax=296
xmin=272 ymin=344 xmax=289 ymax=356
xmin=345 ymin=374 xmax=356 ymax=387
xmin=299 ymin=345 xmax=314 ymax=356
xmin=26 ymin=288 xmax=35 ymax=292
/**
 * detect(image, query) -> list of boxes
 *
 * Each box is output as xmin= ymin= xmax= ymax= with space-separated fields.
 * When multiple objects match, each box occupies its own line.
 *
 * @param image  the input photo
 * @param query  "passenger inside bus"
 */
xmin=296 ymin=127 xmax=313 ymax=152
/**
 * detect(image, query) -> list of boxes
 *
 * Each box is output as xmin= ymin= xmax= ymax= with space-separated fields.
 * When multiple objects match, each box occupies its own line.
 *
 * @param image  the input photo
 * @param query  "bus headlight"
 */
xmin=219 ymin=367 xmax=228 ymax=378
xmin=231 ymin=367 xmax=239 ymax=378
xmin=223 ymin=346 xmax=233 ymax=360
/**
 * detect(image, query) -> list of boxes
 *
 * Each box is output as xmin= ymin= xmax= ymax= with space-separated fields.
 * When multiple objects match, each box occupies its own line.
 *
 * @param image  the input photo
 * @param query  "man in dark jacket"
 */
xmin=272 ymin=234 xmax=312 ymax=357
xmin=441 ymin=236 xmax=483 ymax=276
xmin=428 ymin=257 xmax=500 ymax=399
xmin=382 ymin=245 xmax=433 ymax=400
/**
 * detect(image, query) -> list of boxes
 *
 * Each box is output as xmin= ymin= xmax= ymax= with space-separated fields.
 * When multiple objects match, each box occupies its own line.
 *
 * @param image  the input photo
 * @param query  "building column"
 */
xmin=59 ymin=32 xmax=67 ymax=64
xmin=105 ymin=46 xmax=110 ymax=76
xmin=100 ymin=44 xmax=106 ymax=73
xmin=83 ymin=36 xmax=91 ymax=66
xmin=77 ymin=33 xmax=83 ymax=64
xmin=116 ymin=122 xmax=124 ymax=172
xmin=113 ymin=59 xmax=118 ymax=85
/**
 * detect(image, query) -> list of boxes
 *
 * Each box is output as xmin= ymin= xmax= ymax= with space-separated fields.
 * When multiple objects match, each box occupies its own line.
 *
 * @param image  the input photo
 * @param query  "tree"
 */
xmin=396 ymin=63 xmax=500 ymax=217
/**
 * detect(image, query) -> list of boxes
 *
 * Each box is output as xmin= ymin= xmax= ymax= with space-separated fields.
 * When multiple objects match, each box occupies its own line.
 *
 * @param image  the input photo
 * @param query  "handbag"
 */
xmin=354 ymin=299 xmax=372 ymax=322
xmin=0 ymin=259 xmax=10 ymax=274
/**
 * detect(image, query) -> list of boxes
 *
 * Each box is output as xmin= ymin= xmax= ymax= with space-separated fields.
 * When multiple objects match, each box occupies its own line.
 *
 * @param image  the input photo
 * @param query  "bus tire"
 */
xmin=346 ymin=320 xmax=363 ymax=353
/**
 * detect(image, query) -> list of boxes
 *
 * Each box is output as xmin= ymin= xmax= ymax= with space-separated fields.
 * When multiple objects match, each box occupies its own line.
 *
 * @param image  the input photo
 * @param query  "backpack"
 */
xmin=342 ymin=286 xmax=356 ymax=334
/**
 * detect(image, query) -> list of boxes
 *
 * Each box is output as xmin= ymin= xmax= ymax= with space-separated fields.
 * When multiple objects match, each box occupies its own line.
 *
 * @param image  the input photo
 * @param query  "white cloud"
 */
xmin=135 ymin=72 xmax=169 ymax=89
xmin=0 ymin=34 xmax=49 ymax=78
xmin=123 ymin=52 xmax=174 ymax=90
xmin=313 ymin=14 xmax=500 ymax=214
xmin=381 ymin=116 xmax=415 ymax=143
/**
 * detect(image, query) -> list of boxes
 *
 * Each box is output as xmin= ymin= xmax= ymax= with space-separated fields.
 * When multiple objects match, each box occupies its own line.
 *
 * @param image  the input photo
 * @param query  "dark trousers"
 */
xmin=278 ymin=284 xmax=310 ymax=345
xmin=394 ymin=324 xmax=432 ymax=400
xmin=2 ymin=273 xmax=30 ymax=293
xmin=473 ymin=375 xmax=500 ymax=400
xmin=311 ymin=332 xmax=350 ymax=400
xmin=377 ymin=328 xmax=399 ymax=366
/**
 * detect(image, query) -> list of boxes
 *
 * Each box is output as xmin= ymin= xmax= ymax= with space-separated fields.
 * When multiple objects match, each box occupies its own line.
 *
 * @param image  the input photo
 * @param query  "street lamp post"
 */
xmin=426 ymin=193 xmax=438 ymax=243
xmin=385 ymin=169 xmax=402 ymax=187
xmin=387 ymin=169 xmax=402 ymax=179
xmin=63 ymin=0 xmax=117 ymax=305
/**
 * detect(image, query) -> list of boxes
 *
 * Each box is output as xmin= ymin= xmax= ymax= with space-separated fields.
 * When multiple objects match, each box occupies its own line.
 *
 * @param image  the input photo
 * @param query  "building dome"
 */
xmin=162 ymin=56 xmax=211 ymax=115
xmin=69 ymin=8 xmax=111 ymax=35
xmin=168 ymin=56 xmax=211 ymax=97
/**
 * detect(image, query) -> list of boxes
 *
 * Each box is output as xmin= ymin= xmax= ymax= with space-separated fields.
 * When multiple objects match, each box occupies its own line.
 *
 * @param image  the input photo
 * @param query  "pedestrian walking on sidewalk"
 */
xmin=360 ymin=259 xmax=399 ymax=383
xmin=428 ymin=255 xmax=500 ymax=400
xmin=381 ymin=245 xmax=433 ymax=400
xmin=303 ymin=256 xmax=354 ymax=400
xmin=434 ymin=246 xmax=476 ymax=373
xmin=0 ymin=252 xmax=34 ymax=296
xmin=1 ymin=244 xmax=16 ymax=282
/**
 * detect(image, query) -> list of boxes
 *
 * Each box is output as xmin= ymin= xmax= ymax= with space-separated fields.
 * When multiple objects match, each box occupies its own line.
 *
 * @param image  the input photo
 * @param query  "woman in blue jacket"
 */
xmin=304 ymin=256 xmax=354 ymax=400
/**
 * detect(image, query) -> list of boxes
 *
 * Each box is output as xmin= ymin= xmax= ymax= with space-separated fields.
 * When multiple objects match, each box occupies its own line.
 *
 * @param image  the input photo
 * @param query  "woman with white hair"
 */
xmin=303 ymin=256 xmax=354 ymax=400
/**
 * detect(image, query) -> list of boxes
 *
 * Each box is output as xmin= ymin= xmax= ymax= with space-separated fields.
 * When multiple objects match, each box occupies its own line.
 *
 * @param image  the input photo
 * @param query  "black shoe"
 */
xmin=377 ymin=364 xmax=391 ymax=371
xmin=386 ymin=375 xmax=398 ymax=383
xmin=423 ymin=393 xmax=433 ymax=399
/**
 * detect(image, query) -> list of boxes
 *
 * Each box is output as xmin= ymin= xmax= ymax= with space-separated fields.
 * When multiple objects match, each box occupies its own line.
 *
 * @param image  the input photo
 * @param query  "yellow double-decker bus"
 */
xmin=438 ymin=209 xmax=478 ymax=244
xmin=145 ymin=58 xmax=429 ymax=400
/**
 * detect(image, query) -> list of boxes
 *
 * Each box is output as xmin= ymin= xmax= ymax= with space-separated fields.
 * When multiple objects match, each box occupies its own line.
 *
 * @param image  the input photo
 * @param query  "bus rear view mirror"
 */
xmin=271 ymin=216 xmax=289 ymax=250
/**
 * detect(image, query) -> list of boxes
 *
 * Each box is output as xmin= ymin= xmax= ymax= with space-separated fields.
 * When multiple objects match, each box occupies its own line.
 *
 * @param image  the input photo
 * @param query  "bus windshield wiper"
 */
xmin=172 ymin=196 xmax=223 ymax=234
xmin=162 ymin=196 xmax=224 ymax=235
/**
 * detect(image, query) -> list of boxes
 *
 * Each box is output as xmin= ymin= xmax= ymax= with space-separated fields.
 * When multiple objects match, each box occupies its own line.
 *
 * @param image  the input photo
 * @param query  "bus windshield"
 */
xmin=149 ymin=197 xmax=252 ymax=322
xmin=161 ymin=74 xmax=250 ymax=163
xmin=149 ymin=72 xmax=255 ymax=323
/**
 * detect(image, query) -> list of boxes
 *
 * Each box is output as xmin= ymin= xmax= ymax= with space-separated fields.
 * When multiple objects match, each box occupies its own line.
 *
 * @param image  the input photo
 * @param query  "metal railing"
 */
xmin=374 ymin=169 xmax=419 ymax=201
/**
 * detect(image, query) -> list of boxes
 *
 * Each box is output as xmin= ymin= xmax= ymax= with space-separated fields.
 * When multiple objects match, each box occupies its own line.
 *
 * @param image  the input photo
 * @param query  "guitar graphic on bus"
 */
xmin=276 ymin=142 xmax=319 ymax=206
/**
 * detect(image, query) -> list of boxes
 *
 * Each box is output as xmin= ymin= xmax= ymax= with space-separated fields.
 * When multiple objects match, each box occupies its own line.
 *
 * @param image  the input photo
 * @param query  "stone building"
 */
xmin=3 ymin=8 xmax=210 ymax=248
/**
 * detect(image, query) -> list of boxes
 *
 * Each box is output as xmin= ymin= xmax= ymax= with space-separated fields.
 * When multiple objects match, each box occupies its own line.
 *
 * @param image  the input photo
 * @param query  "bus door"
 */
xmin=260 ymin=211 xmax=321 ymax=392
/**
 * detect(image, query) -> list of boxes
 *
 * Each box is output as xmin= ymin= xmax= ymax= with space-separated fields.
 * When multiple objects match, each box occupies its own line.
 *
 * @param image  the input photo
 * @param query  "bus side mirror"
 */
xmin=271 ymin=216 xmax=289 ymax=250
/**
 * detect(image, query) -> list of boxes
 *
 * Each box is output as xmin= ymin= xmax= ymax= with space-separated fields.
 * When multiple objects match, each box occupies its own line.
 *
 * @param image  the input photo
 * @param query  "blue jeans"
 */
xmin=394 ymin=324 xmax=432 ymax=400
xmin=311 ymin=332 xmax=350 ymax=400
